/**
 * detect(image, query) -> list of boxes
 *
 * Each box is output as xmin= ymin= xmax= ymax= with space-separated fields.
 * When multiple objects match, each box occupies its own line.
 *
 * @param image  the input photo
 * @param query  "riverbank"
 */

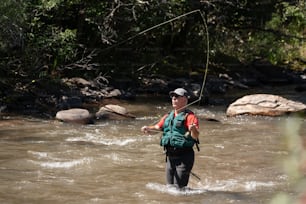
xmin=1 ymin=62 xmax=305 ymax=119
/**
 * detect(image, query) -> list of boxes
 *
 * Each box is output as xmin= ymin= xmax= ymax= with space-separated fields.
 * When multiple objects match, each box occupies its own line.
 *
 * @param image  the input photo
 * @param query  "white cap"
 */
xmin=169 ymin=88 xmax=189 ymax=97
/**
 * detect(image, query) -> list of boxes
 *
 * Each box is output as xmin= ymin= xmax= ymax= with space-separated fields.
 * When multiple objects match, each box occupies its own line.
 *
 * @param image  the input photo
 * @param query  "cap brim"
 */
xmin=169 ymin=91 xmax=186 ymax=97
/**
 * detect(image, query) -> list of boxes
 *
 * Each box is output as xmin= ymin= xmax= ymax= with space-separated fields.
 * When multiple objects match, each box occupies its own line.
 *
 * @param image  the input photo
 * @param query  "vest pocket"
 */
xmin=170 ymin=134 xmax=194 ymax=148
xmin=160 ymin=136 xmax=170 ymax=146
xmin=170 ymin=135 xmax=184 ymax=147
xmin=175 ymin=118 xmax=184 ymax=128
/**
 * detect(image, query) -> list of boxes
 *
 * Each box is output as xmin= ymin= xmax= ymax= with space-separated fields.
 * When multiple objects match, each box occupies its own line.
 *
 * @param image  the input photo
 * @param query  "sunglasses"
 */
xmin=170 ymin=94 xmax=183 ymax=99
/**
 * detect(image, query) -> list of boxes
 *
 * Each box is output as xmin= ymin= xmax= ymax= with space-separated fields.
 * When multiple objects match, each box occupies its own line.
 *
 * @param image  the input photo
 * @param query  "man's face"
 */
xmin=171 ymin=94 xmax=187 ymax=110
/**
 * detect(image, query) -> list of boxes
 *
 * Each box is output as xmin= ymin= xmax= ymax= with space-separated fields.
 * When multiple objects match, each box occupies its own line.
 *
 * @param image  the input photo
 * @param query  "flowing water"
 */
xmin=0 ymin=99 xmax=305 ymax=204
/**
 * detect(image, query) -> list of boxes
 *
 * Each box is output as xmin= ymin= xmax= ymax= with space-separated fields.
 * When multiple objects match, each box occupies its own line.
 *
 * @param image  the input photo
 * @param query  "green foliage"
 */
xmin=267 ymin=2 xmax=305 ymax=35
xmin=0 ymin=0 xmax=305 ymax=91
xmin=206 ymin=0 xmax=305 ymax=68
xmin=23 ymin=0 xmax=80 ymax=79
xmin=250 ymin=1 xmax=306 ymax=65
xmin=0 ymin=0 xmax=26 ymax=53
xmin=41 ymin=0 xmax=62 ymax=10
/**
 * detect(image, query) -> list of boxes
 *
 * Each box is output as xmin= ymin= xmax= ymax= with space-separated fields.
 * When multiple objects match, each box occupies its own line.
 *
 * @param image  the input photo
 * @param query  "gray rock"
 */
xmin=55 ymin=108 xmax=93 ymax=124
xmin=226 ymin=94 xmax=306 ymax=117
xmin=96 ymin=104 xmax=136 ymax=120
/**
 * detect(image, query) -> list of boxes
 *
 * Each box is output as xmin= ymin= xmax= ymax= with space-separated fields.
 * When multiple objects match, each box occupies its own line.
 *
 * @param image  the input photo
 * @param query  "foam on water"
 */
xmin=39 ymin=158 xmax=91 ymax=168
xmin=146 ymin=182 xmax=206 ymax=196
xmin=200 ymin=179 xmax=275 ymax=192
xmin=104 ymin=152 xmax=133 ymax=164
xmin=66 ymin=133 xmax=137 ymax=146
xmin=146 ymin=178 xmax=276 ymax=196
xmin=28 ymin=151 xmax=49 ymax=158
xmin=136 ymin=116 xmax=160 ymax=121
xmin=29 ymin=157 xmax=92 ymax=169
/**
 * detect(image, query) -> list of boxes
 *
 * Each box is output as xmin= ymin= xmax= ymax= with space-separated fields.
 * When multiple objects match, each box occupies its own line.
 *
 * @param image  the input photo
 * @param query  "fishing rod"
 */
xmin=139 ymin=10 xmax=209 ymax=123
xmin=102 ymin=9 xmax=210 ymax=111
xmin=190 ymin=171 xmax=201 ymax=181
xmin=139 ymin=10 xmax=209 ymax=153
xmin=138 ymin=10 xmax=209 ymax=183
xmin=107 ymin=9 xmax=209 ymax=182
xmin=177 ymin=9 xmax=209 ymax=110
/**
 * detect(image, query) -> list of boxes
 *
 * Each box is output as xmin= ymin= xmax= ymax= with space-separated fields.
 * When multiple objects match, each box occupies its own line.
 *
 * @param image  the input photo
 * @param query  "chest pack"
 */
xmin=160 ymin=109 xmax=196 ymax=148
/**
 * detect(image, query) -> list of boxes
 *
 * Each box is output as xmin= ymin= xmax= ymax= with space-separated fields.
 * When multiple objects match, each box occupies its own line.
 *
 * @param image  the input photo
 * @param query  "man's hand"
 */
xmin=141 ymin=126 xmax=150 ymax=134
xmin=188 ymin=124 xmax=197 ymax=132
xmin=141 ymin=125 xmax=161 ymax=134
xmin=188 ymin=124 xmax=199 ymax=140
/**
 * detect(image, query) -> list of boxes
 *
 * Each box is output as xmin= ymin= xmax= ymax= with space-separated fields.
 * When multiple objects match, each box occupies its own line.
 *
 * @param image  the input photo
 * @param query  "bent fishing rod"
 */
xmin=105 ymin=9 xmax=210 ymax=182
xmin=139 ymin=10 xmax=210 ymax=156
xmin=142 ymin=9 xmax=210 ymax=127
xmin=101 ymin=9 xmax=210 ymax=118
xmin=141 ymin=10 xmax=209 ymax=182
xmin=102 ymin=9 xmax=210 ymax=109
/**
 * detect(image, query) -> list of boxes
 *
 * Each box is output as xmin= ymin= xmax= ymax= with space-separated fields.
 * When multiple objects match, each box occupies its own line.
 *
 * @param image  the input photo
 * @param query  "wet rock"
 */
xmin=107 ymin=89 xmax=122 ymax=98
xmin=226 ymin=94 xmax=306 ymax=117
xmin=96 ymin=104 xmax=136 ymax=120
xmin=62 ymin=77 xmax=93 ymax=88
xmin=55 ymin=108 xmax=93 ymax=124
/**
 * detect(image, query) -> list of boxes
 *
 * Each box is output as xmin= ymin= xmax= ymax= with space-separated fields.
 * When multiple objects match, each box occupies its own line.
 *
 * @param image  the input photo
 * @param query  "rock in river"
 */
xmin=226 ymin=94 xmax=306 ymax=117
xmin=55 ymin=108 xmax=93 ymax=124
xmin=96 ymin=104 xmax=136 ymax=120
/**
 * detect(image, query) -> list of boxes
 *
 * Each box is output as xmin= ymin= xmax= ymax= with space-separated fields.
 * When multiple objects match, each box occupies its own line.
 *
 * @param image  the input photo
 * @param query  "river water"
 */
xmin=0 ymin=98 xmax=305 ymax=204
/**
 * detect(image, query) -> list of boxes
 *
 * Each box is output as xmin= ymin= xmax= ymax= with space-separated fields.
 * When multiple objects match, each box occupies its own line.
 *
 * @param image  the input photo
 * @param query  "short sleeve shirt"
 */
xmin=156 ymin=111 xmax=199 ymax=130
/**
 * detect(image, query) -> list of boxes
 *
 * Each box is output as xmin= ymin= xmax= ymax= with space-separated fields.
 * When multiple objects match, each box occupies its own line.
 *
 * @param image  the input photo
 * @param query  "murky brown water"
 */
xmin=0 ymin=99 xmax=305 ymax=204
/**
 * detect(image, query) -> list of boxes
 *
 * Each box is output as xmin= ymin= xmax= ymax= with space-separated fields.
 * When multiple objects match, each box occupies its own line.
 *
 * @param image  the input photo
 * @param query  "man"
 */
xmin=141 ymin=88 xmax=200 ymax=188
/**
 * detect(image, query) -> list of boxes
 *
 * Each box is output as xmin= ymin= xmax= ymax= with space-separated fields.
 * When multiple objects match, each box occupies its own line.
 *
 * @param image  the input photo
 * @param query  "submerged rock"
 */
xmin=226 ymin=94 xmax=306 ymax=117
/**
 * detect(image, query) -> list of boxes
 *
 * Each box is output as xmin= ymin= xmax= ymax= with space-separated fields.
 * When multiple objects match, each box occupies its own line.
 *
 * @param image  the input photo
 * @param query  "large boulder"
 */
xmin=96 ymin=104 xmax=136 ymax=120
xmin=226 ymin=94 xmax=306 ymax=117
xmin=55 ymin=108 xmax=93 ymax=124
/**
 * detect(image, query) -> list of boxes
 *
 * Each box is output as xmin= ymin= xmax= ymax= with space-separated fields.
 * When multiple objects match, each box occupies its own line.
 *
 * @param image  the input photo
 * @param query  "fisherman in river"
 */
xmin=141 ymin=88 xmax=200 ymax=188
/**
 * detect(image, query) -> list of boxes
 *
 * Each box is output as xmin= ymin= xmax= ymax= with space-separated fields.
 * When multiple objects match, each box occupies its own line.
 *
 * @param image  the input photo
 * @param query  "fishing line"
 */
xmin=153 ymin=9 xmax=209 ymax=123
xmin=123 ymin=10 xmax=209 ymax=183
xmin=119 ymin=10 xmax=211 ymax=140
xmin=102 ymin=9 xmax=200 ymax=52
xmin=177 ymin=9 xmax=209 ymax=110
xmin=102 ymin=9 xmax=209 ymax=112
